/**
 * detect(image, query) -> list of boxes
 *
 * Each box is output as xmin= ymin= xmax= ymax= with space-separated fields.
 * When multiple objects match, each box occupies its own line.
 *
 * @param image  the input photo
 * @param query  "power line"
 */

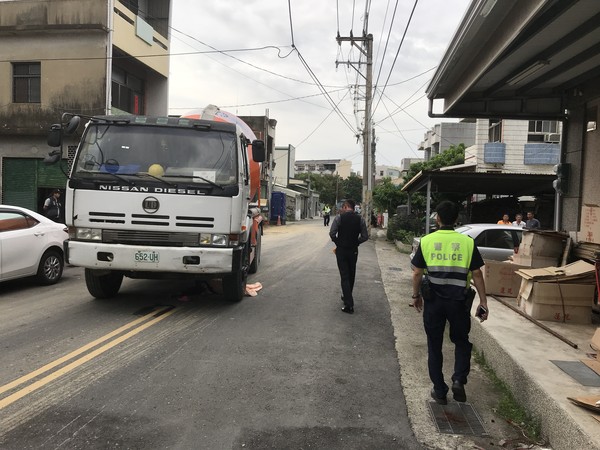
xmin=370 ymin=0 xmax=419 ymax=120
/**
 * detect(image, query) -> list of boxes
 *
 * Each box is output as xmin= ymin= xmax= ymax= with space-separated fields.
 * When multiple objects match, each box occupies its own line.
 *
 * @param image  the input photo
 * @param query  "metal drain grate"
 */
xmin=428 ymin=401 xmax=488 ymax=436
xmin=388 ymin=267 xmax=403 ymax=271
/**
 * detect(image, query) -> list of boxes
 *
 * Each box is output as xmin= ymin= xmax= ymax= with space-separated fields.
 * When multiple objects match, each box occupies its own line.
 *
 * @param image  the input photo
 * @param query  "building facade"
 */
xmin=418 ymin=120 xmax=476 ymax=160
xmin=374 ymin=165 xmax=402 ymax=182
xmin=0 ymin=0 xmax=171 ymax=210
xmin=294 ymin=159 xmax=352 ymax=179
xmin=466 ymin=119 xmax=561 ymax=174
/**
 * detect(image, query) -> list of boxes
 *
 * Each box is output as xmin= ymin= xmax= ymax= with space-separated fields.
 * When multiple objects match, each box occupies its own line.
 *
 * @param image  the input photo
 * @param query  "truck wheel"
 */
xmin=36 ymin=249 xmax=64 ymax=285
xmin=222 ymin=270 xmax=246 ymax=302
xmin=85 ymin=269 xmax=123 ymax=299
xmin=248 ymin=227 xmax=261 ymax=274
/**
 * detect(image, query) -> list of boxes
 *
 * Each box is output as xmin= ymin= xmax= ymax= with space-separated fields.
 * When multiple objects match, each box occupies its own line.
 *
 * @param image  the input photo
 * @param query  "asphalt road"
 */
xmin=0 ymin=219 xmax=419 ymax=449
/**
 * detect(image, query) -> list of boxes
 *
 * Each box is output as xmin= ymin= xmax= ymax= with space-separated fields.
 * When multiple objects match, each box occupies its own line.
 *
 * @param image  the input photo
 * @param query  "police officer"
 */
xmin=410 ymin=201 xmax=488 ymax=405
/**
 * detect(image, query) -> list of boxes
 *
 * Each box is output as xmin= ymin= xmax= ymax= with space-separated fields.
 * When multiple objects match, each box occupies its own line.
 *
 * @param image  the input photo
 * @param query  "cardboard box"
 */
xmin=482 ymin=260 xmax=528 ymax=297
xmin=511 ymin=253 xmax=558 ymax=268
xmin=580 ymin=204 xmax=600 ymax=244
xmin=518 ymin=230 xmax=566 ymax=257
xmin=517 ymin=280 xmax=596 ymax=324
xmin=515 ymin=260 xmax=596 ymax=282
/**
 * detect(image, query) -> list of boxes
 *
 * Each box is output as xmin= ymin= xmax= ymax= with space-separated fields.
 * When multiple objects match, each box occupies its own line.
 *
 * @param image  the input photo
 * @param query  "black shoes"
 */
xmin=341 ymin=306 xmax=354 ymax=314
xmin=452 ymin=381 xmax=467 ymax=402
xmin=430 ymin=389 xmax=447 ymax=405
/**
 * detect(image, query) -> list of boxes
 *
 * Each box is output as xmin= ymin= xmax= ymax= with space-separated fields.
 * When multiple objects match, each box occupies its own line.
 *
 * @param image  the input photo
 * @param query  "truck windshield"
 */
xmin=73 ymin=124 xmax=238 ymax=186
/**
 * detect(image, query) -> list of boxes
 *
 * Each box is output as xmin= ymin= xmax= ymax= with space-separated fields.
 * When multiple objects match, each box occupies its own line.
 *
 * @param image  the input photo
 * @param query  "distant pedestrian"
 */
xmin=497 ymin=214 xmax=511 ymax=225
xmin=43 ymin=189 xmax=62 ymax=222
xmin=329 ymin=199 xmax=368 ymax=314
xmin=512 ymin=213 xmax=526 ymax=228
xmin=526 ymin=211 xmax=541 ymax=229
xmin=371 ymin=211 xmax=378 ymax=228
xmin=323 ymin=205 xmax=331 ymax=226
xmin=410 ymin=200 xmax=488 ymax=405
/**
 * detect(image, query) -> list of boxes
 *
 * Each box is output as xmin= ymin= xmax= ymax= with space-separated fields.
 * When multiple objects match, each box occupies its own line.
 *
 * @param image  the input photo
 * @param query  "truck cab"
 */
xmin=47 ymin=114 xmax=265 ymax=301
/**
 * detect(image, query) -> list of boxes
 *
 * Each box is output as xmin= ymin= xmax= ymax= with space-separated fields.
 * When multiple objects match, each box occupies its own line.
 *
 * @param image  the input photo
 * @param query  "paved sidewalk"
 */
xmin=374 ymin=232 xmax=600 ymax=450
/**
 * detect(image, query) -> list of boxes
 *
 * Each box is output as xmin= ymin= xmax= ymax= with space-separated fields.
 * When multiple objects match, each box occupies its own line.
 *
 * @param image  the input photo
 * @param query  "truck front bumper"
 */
xmin=67 ymin=241 xmax=238 ymax=274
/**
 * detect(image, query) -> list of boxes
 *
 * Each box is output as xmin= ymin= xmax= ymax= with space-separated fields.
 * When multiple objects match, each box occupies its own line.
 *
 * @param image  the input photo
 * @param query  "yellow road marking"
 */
xmin=0 ymin=306 xmax=175 ymax=410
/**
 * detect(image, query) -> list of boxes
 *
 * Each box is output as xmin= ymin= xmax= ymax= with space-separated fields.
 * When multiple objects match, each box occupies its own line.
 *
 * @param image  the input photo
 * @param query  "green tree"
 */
xmin=373 ymin=177 xmax=406 ymax=214
xmin=404 ymin=144 xmax=465 ymax=183
xmin=342 ymin=173 xmax=363 ymax=204
xmin=297 ymin=172 xmax=345 ymax=207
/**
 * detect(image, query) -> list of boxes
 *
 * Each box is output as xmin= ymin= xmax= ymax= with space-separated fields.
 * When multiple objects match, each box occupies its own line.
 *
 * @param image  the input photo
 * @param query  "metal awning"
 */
xmin=402 ymin=170 xmax=556 ymax=232
xmin=402 ymin=171 xmax=556 ymax=197
xmin=427 ymin=0 xmax=600 ymax=119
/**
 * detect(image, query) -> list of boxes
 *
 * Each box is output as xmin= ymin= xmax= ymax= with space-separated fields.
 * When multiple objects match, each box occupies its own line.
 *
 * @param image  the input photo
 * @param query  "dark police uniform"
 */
xmin=329 ymin=210 xmax=368 ymax=310
xmin=411 ymin=226 xmax=484 ymax=398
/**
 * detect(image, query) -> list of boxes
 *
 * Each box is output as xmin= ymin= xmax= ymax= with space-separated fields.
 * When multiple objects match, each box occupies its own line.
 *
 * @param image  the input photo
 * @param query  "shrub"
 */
xmin=387 ymin=214 xmax=417 ymax=243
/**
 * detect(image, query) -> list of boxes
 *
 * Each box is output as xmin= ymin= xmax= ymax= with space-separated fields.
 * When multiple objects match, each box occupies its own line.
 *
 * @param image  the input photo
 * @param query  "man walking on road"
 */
xmin=329 ymin=199 xmax=368 ymax=314
xmin=410 ymin=201 xmax=488 ymax=405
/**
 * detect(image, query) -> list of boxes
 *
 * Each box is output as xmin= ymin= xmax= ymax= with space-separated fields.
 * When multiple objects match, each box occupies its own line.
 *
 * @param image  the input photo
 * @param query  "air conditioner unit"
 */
xmin=545 ymin=133 xmax=560 ymax=142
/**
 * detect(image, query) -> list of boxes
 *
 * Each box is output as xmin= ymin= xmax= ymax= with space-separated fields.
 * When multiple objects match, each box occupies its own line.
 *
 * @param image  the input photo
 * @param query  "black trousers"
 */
xmin=423 ymin=294 xmax=472 ymax=396
xmin=323 ymin=214 xmax=330 ymax=226
xmin=335 ymin=247 xmax=358 ymax=308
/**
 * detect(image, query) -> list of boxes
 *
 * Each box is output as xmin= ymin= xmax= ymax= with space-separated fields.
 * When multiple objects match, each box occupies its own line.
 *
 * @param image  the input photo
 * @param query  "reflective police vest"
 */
xmin=421 ymin=229 xmax=474 ymax=298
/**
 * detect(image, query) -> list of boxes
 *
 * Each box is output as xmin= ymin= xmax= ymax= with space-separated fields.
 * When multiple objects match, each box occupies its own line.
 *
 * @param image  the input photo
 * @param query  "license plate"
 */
xmin=134 ymin=251 xmax=160 ymax=263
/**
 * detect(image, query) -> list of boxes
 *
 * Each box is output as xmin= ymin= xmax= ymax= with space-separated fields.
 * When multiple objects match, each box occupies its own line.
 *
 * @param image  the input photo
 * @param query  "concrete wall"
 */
xmin=273 ymin=145 xmax=295 ymax=185
xmin=0 ymin=0 xmax=109 ymax=135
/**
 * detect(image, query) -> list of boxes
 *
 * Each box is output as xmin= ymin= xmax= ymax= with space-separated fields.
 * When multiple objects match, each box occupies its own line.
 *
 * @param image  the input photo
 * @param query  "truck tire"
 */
xmin=248 ymin=226 xmax=261 ymax=274
xmin=222 ymin=270 xmax=246 ymax=302
xmin=85 ymin=269 xmax=123 ymax=299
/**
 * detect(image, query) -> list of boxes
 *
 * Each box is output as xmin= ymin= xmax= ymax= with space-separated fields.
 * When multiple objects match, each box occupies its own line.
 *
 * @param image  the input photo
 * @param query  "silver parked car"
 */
xmin=0 ymin=205 xmax=69 ymax=284
xmin=411 ymin=224 xmax=523 ymax=262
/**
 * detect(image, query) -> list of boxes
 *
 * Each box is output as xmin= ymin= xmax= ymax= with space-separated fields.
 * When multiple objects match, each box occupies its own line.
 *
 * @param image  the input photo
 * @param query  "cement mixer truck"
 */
xmin=45 ymin=105 xmax=265 ymax=301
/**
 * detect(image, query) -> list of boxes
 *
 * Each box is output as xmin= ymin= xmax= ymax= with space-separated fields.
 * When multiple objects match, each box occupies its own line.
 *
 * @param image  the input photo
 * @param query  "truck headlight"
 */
xmin=212 ymin=234 xmax=228 ymax=246
xmin=72 ymin=227 xmax=102 ymax=240
xmin=198 ymin=233 xmax=231 ymax=246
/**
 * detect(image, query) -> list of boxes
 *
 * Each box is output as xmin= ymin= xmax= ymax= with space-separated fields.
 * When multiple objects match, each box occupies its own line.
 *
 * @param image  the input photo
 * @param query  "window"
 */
xmin=475 ymin=230 xmax=514 ymax=249
xmin=488 ymin=119 xmax=502 ymax=142
xmin=112 ymin=67 xmax=144 ymax=114
xmin=528 ymin=120 xmax=558 ymax=133
xmin=13 ymin=62 xmax=41 ymax=103
xmin=0 ymin=211 xmax=38 ymax=232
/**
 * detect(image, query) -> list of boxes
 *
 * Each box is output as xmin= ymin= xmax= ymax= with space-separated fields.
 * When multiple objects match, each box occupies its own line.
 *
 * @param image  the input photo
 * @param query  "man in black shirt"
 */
xmin=329 ymin=199 xmax=369 ymax=314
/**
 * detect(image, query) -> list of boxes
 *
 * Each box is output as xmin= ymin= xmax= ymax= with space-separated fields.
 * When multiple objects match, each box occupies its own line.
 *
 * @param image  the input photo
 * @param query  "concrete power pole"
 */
xmin=336 ymin=33 xmax=373 ymax=224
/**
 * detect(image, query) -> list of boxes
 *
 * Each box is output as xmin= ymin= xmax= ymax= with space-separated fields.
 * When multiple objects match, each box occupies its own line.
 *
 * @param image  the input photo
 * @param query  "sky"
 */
xmin=167 ymin=0 xmax=472 ymax=174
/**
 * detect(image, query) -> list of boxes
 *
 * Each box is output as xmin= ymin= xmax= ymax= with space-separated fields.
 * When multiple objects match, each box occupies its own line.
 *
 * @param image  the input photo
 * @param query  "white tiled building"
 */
xmin=467 ymin=119 xmax=561 ymax=174
xmin=294 ymin=159 xmax=353 ymax=179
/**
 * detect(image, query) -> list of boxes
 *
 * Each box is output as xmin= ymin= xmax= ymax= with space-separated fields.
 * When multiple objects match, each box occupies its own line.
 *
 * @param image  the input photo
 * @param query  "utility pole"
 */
xmin=336 ymin=33 xmax=373 ymax=224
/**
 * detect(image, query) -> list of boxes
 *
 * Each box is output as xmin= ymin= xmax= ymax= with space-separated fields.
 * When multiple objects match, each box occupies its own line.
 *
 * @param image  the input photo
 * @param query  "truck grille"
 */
xmin=89 ymin=211 xmax=215 ymax=228
xmin=102 ymin=230 xmax=200 ymax=247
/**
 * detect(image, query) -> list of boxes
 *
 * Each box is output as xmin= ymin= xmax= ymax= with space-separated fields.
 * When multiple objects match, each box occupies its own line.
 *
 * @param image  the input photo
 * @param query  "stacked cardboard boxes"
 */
xmin=512 ymin=230 xmax=567 ymax=268
xmin=515 ymin=260 xmax=597 ymax=324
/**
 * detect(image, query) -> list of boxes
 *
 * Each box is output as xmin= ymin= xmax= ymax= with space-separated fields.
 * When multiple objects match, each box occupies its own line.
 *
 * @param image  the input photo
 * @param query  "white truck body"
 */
xmin=52 ymin=114 xmax=264 ymax=301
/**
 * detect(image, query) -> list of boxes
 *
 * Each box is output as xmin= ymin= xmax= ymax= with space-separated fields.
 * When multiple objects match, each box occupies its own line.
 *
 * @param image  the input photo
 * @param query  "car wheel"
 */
xmin=36 ymin=249 xmax=64 ymax=285
xmin=85 ymin=269 xmax=123 ymax=299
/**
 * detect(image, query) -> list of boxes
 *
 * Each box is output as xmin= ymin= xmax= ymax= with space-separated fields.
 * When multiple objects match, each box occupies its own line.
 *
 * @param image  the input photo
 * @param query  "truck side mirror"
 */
xmin=47 ymin=124 xmax=62 ymax=147
xmin=251 ymin=140 xmax=265 ymax=162
xmin=43 ymin=149 xmax=62 ymax=165
xmin=65 ymin=115 xmax=81 ymax=135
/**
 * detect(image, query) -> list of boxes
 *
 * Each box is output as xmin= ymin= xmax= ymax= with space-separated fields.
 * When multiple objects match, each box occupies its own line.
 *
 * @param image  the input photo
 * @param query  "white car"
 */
xmin=0 ymin=205 xmax=68 ymax=285
xmin=411 ymin=224 xmax=524 ymax=262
